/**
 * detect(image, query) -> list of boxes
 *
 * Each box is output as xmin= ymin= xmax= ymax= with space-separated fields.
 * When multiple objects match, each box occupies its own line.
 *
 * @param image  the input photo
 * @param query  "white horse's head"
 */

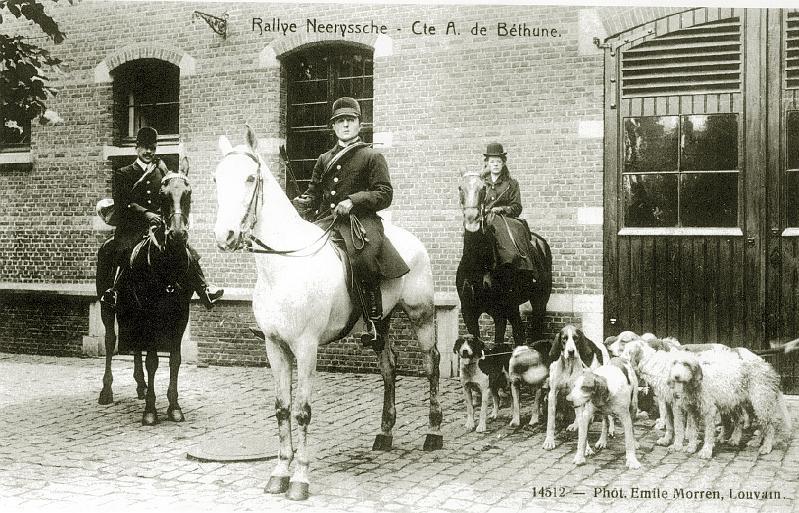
xmin=214 ymin=126 xmax=265 ymax=251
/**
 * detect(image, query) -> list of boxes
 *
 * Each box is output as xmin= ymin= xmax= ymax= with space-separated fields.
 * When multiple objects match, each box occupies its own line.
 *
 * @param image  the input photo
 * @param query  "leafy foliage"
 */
xmin=0 ymin=0 xmax=69 ymax=133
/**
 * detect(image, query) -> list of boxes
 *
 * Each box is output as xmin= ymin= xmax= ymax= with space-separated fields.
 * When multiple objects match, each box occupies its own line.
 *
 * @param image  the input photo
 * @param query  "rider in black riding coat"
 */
xmin=95 ymin=126 xmax=224 ymax=310
xmin=292 ymin=97 xmax=409 ymax=351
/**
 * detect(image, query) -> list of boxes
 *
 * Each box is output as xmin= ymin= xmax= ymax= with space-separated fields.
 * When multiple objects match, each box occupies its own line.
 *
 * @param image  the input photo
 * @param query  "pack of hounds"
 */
xmin=453 ymin=325 xmax=795 ymax=469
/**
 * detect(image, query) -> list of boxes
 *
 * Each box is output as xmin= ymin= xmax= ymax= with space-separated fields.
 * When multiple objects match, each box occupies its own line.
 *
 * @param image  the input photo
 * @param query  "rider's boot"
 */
xmin=359 ymin=281 xmax=384 ymax=351
xmin=186 ymin=259 xmax=224 ymax=310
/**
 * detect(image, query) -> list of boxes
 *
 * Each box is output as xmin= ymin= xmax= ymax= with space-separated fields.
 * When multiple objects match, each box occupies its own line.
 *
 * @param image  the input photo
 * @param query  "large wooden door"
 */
xmin=765 ymin=9 xmax=799 ymax=391
xmin=606 ymin=8 xmax=799 ymax=392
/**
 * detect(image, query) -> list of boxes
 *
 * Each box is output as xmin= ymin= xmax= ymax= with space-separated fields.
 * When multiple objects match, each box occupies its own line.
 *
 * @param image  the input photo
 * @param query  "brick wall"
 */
xmin=0 ymin=293 xmax=90 ymax=356
xmin=0 ymin=2 xmax=696 ymax=365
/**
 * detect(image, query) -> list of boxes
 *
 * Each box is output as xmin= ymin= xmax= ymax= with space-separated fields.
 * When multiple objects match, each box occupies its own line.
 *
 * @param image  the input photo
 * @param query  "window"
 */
xmin=112 ymin=59 xmax=179 ymax=145
xmin=622 ymin=113 xmax=739 ymax=228
xmin=284 ymin=44 xmax=373 ymax=191
xmin=0 ymin=110 xmax=31 ymax=151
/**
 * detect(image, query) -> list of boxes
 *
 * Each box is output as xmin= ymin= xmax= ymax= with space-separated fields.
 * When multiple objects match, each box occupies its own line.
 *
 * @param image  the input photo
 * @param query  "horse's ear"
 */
xmin=218 ymin=135 xmax=233 ymax=156
xmin=245 ymin=124 xmax=259 ymax=152
xmin=179 ymin=156 xmax=190 ymax=176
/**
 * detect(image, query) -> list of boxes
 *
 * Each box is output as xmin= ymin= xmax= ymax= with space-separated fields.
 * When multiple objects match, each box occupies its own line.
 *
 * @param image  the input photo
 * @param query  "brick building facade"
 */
xmin=0 ymin=2 xmax=691 ymax=375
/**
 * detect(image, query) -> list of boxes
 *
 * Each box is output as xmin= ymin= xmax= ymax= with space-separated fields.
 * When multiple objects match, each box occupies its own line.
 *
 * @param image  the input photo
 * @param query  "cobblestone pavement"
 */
xmin=0 ymin=353 xmax=797 ymax=513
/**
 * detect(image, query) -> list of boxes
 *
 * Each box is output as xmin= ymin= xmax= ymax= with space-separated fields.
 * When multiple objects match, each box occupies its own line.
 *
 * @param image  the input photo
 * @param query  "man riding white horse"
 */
xmin=292 ymin=97 xmax=409 ymax=350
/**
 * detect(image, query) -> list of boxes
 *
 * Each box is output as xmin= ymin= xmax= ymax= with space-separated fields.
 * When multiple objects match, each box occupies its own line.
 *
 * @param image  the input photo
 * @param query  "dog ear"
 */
xmin=473 ymin=338 xmax=485 ymax=359
xmin=687 ymin=359 xmax=703 ymax=388
xmin=549 ymin=331 xmax=563 ymax=361
xmin=453 ymin=337 xmax=465 ymax=354
xmin=591 ymin=374 xmax=610 ymax=407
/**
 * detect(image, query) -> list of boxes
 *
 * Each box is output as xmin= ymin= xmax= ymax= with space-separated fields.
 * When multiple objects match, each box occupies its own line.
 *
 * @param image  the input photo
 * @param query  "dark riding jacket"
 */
xmin=302 ymin=140 xmax=409 ymax=280
xmin=113 ymin=160 xmax=167 ymax=253
xmin=483 ymin=168 xmax=522 ymax=217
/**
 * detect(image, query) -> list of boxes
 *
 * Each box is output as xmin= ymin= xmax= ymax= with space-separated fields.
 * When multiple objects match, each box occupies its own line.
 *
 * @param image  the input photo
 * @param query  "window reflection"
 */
xmin=623 ymin=174 xmax=678 ymax=227
xmin=624 ymin=116 xmax=678 ymax=173
xmin=622 ymin=114 xmax=739 ymax=228
xmin=681 ymin=114 xmax=738 ymax=171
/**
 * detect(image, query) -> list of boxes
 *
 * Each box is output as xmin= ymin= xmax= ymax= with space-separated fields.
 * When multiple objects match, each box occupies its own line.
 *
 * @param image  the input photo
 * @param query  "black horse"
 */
xmin=456 ymin=172 xmax=552 ymax=346
xmin=98 ymin=157 xmax=193 ymax=426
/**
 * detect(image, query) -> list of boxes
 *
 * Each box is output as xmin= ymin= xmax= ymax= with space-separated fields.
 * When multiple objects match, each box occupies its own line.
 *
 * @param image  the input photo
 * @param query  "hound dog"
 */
xmin=543 ymin=325 xmax=611 ymax=450
xmin=453 ymin=335 xmax=511 ymax=432
xmin=668 ymin=349 xmax=792 ymax=458
xmin=567 ymin=357 xmax=641 ymax=469
xmin=508 ymin=339 xmax=552 ymax=428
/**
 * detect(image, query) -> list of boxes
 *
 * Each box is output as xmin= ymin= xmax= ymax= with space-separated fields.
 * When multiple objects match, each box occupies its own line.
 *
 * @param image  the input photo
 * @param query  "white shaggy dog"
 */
xmin=567 ymin=358 xmax=642 ymax=469
xmin=668 ymin=349 xmax=792 ymax=458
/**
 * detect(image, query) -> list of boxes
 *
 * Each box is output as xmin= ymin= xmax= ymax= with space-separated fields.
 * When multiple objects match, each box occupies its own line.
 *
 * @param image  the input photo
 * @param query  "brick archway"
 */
xmin=93 ymin=43 xmax=197 ymax=83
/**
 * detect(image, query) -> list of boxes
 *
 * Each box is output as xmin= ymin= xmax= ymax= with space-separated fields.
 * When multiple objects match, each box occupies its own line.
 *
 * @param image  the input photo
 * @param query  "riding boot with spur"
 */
xmin=186 ymin=259 xmax=224 ymax=310
xmin=359 ymin=282 xmax=385 ymax=351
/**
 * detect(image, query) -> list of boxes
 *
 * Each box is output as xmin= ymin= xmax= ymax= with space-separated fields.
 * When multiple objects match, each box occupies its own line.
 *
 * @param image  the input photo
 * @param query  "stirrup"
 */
xmin=100 ymin=288 xmax=118 ymax=310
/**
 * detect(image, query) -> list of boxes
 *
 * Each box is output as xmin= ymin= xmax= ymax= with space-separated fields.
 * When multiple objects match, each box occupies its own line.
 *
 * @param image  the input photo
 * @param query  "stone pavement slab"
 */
xmin=0 ymin=353 xmax=796 ymax=513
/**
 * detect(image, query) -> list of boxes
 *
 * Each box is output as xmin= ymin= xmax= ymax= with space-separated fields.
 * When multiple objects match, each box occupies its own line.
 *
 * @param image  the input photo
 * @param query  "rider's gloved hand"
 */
xmin=334 ymin=198 xmax=354 ymax=216
xmin=144 ymin=211 xmax=162 ymax=226
xmin=490 ymin=206 xmax=507 ymax=215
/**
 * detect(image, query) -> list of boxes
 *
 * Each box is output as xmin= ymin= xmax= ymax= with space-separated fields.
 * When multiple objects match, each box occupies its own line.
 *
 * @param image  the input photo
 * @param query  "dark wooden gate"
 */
xmin=604 ymin=8 xmax=797 ymax=391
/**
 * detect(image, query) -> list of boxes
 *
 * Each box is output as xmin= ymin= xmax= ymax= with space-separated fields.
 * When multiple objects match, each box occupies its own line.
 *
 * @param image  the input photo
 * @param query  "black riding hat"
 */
xmin=136 ymin=126 xmax=158 ymax=147
xmin=483 ymin=142 xmax=507 ymax=159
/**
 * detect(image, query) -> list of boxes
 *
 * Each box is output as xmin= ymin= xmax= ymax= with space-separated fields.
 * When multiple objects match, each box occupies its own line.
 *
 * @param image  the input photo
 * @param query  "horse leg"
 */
xmin=508 ymin=307 xmax=525 ymax=347
xmin=463 ymin=308 xmax=482 ymax=341
xmin=286 ymin=343 xmax=318 ymax=501
xmin=166 ymin=349 xmax=184 ymax=422
xmin=403 ymin=302 xmax=442 ymax=451
xmin=373 ymin=314 xmax=396 ymax=451
xmin=494 ymin=315 xmax=508 ymax=346
xmin=528 ymin=289 xmax=549 ymax=343
xmin=142 ymin=350 xmax=159 ymax=426
xmin=264 ymin=338 xmax=295 ymax=495
xmin=98 ymin=305 xmax=116 ymax=405
xmin=133 ymin=351 xmax=146 ymax=400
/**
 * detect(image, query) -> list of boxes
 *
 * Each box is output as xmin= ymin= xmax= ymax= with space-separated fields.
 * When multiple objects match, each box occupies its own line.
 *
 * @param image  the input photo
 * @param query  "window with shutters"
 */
xmin=284 ymin=44 xmax=373 ymax=192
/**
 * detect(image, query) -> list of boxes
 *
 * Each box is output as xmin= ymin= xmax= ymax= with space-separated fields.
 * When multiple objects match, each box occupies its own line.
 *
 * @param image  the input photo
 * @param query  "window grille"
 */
xmin=621 ymin=17 xmax=741 ymax=97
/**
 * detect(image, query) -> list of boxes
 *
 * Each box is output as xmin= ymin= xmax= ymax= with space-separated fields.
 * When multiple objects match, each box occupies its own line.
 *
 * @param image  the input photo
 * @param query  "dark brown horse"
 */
xmin=98 ymin=157 xmax=193 ymax=426
xmin=457 ymin=172 xmax=552 ymax=346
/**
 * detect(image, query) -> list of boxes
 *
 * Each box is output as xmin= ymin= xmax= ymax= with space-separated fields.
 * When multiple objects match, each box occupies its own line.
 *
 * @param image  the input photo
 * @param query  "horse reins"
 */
xmin=221 ymin=148 xmax=339 ymax=256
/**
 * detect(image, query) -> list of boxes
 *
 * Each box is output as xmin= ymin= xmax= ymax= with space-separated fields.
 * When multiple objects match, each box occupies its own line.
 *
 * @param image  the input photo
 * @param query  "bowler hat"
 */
xmin=330 ymin=97 xmax=361 ymax=122
xmin=136 ymin=126 xmax=158 ymax=147
xmin=483 ymin=142 xmax=507 ymax=158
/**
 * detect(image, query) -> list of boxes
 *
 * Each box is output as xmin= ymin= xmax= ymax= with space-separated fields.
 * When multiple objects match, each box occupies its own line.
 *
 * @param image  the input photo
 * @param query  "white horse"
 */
xmin=212 ymin=127 xmax=443 ymax=501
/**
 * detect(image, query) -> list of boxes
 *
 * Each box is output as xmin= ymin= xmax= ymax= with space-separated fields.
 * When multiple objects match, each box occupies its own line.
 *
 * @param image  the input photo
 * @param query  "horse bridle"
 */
xmin=220 ymin=148 xmax=337 ymax=256
xmin=161 ymin=172 xmax=191 ymax=227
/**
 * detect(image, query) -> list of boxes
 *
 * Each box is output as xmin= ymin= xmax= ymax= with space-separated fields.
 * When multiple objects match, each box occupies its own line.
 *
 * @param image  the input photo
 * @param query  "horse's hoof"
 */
xmin=98 ymin=389 xmax=113 ymax=405
xmin=265 ymin=475 xmax=290 ymax=494
xmin=167 ymin=408 xmax=185 ymax=422
xmin=142 ymin=411 xmax=158 ymax=426
xmin=423 ymin=433 xmax=443 ymax=451
xmin=372 ymin=434 xmax=393 ymax=451
xmin=286 ymin=481 xmax=309 ymax=501
xmin=137 ymin=387 xmax=147 ymax=400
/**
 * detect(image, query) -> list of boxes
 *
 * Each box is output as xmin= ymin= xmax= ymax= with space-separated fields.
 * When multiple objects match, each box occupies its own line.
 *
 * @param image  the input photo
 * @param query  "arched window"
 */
xmin=112 ymin=59 xmax=179 ymax=145
xmin=284 ymin=44 xmax=374 ymax=191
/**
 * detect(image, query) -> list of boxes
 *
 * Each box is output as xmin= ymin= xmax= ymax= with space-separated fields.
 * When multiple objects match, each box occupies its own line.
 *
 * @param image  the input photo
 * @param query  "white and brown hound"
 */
xmin=453 ymin=335 xmax=509 ymax=432
xmin=543 ymin=325 xmax=610 ymax=450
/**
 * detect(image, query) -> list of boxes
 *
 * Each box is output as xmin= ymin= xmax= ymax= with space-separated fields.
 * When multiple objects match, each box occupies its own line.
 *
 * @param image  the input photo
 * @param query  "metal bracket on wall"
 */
xmin=193 ymin=11 xmax=228 ymax=39
xmin=593 ymin=29 xmax=654 ymax=57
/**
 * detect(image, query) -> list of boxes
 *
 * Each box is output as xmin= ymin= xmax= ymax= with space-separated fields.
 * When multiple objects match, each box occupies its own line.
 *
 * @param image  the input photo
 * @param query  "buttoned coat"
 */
xmin=484 ymin=170 xmax=522 ymax=217
xmin=303 ymin=142 xmax=409 ymax=280
xmin=112 ymin=160 xmax=167 ymax=254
